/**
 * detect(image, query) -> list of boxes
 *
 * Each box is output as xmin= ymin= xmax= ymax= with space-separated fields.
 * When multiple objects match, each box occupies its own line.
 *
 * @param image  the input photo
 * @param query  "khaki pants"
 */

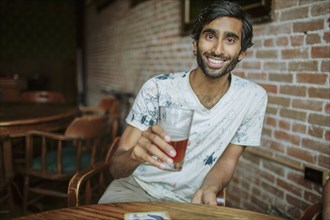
xmin=98 ymin=175 xmax=158 ymax=204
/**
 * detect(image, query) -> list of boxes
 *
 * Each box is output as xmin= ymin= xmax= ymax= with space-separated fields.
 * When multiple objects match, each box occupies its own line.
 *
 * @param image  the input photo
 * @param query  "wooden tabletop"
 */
xmin=16 ymin=202 xmax=285 ymax=220
xmin=0 ymin=103 xmax=79 ymax=137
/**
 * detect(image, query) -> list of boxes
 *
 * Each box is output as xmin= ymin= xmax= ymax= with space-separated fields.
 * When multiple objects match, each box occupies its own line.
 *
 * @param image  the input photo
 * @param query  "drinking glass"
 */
xmin=158 ymin=106 xmax=194 ymax=171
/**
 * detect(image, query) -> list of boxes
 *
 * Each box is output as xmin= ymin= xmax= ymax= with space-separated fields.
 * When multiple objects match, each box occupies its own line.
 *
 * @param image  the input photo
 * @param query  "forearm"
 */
xmin=109 ymin=148 xmax=141 ymax=179
xmin=201 ymin=161 xmax=235 ymax=193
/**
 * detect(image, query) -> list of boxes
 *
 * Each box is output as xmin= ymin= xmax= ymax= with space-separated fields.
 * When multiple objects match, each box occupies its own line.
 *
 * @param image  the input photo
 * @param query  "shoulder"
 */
xmin=151 ymin=71 xmax=190 ymax=82
xmin=232 ymin=74 xmax=267 ymax=97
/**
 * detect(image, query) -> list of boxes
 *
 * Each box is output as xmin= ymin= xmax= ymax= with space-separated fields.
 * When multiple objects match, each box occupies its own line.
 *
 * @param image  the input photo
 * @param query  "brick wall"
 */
xmin=85 ymin=0 xmax=330 ymax=219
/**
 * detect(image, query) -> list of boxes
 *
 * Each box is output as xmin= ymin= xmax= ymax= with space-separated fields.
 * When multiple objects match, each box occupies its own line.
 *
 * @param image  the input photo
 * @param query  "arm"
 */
xmin=192 ymin=143 xmax=245 ymax=205
xmin=109 ymin=125 xmax=176 ymax=179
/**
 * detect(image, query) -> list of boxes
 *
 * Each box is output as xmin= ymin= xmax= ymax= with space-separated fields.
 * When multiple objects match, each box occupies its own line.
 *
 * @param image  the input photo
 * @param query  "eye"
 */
xmin=205 ymin=34 xmax=215 ymax=41
xmin=225 ymin=37 xmax=236 ymax=44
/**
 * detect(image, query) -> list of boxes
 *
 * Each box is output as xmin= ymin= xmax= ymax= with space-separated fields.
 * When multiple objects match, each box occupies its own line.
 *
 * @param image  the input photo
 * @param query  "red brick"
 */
xmin=281 ymin=6 xmax=309 ymax=21
xmin=287 ymin=194 xmax=309 ymax=210
xmin=319 ymin=154 xmax=330 ymax=169
xmin=302 ymin=138 xmax=330 ymax=155
xmin=280 ymin=85 xmax=307 ymax=97
xmin=268 ymin=96 xmax=290 ymax=107
xmin=321 ymin=60 xmax=330 ymax=72
xmin=269 ymin=141 xmax=285 ymax=153
xmin=325 ymin=129 xmax=330 ymax=141
xmin=324 ymin=32 xmax=330 ymax=43
xmin=293 ymin=20 xmax=324 ymax=33
xmin=263 ymin=38 xmax=274 ymax=47
xmin=280 ymin=108 xmax=307 ymax=122
xmin=242 ymin=61 xmax=261 ymax=69
xmin=269 ymin=73 xmax=293 ymax=82
xmin=282 ymin=48 xmax=308 ymax=59
xmin=292 ymin=122 xmax=307 ymax=134
xmin=277 ymin=178 xmax=302 ymax=197
xmin=279 ymin=120 xmax=290 ymax=130
xmin=264 ymin=61 xmax=287 ymax=71
xmin=289 ymin=61 xmax=318 ymax=71
xmin=290 ymin=35 xmax=305 ymax=47
xmin=308 ymin=114 xmax=330 ymax=127
xmin=306 ymin=33 xmax=321 ymax=45
xmin=260 ymin=83 xmax=277 ymax=94
xmin=312 ymin=46 xmax=330 ymax=58
xmin=288 ymin=172 xmax=313 ymax=189
xmin=308 ymin=126 xmax=325 ymax=139
xmin=304 ymin=191 xmax=322 ymax=204
xmin=292 ymin=99 xmax=323 ymax=111
xmin=265 ymin=117 xmax=276 ymax=126
xmin=296 ymin=73 xmax=328 ymax=85
xmin=311 ymin=2 xmax=330 ymax=16
xmin=275 ymin=130 xmax=301 ymax=145
xmin=256 ymin=50 xmax=278 ymax=59
xmin=276 ymin=36 xmax=289 ymax=46
xmin=287 ymin=147 xmax=315 ymax=163
xmin=308 ymin=87 xmax=330 ymax=99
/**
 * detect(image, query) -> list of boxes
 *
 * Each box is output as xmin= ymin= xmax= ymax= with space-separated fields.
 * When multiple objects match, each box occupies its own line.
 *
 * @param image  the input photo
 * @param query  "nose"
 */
xmin=212 ymin=40 xmax=224 ymax=55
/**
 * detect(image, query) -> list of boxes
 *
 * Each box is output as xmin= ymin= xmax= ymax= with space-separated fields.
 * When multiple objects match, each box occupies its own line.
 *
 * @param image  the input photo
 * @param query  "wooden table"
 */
xmin=16 ymin=202 xmax=285 ymax=220
xmin=0 ymin=103 xmax=79 ymax=137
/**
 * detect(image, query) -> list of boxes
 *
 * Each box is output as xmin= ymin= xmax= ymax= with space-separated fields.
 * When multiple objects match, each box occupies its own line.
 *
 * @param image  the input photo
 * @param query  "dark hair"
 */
xmin=191 ymin=0 xmax=253 ymax=51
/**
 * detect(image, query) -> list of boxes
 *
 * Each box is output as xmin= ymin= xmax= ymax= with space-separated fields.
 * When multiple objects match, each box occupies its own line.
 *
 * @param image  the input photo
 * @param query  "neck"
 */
xmin=189 ymin=68 xmax=231 ymax=109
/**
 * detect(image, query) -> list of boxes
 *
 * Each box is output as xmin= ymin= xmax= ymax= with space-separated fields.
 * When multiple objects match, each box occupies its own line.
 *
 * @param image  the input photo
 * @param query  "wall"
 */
xmin=84 ymin=0 xmax=330 ymax=219
xmin=0 ymin=0 xmax=78 ymax=104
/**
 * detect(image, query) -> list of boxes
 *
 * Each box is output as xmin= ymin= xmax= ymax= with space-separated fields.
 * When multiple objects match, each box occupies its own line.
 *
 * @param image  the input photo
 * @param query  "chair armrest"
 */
xmin=79 ymin=106 xmax=106 ymax=115
xmin=27 ymin=130 xmax=69 ymax=140
xmin=67 ymin=162 xmax=111 ymax=207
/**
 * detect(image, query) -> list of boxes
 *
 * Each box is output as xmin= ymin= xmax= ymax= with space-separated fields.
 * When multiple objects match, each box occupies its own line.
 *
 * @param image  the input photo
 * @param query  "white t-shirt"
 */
xmin=126 ymin=70 xmax=268 ymax=202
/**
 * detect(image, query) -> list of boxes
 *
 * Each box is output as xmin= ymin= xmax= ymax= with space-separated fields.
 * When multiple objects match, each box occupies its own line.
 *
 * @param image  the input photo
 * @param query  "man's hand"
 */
xmin=192 ymin=185 xmax=219 ymax=205
xmin=130 ymin=125 xmax=176 ymax=170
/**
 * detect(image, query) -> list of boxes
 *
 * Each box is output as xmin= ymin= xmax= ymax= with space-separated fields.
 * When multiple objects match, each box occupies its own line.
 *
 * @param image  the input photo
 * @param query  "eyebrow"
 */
xmin=201 ymin=28 xmax=240 ymax=40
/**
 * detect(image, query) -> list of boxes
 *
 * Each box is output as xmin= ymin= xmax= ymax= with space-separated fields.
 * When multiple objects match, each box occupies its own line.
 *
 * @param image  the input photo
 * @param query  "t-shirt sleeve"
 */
xmin=230 ymin=90 xmax=268 ymax=147
xmin=125 ymin=78 xmax=159 ymax=131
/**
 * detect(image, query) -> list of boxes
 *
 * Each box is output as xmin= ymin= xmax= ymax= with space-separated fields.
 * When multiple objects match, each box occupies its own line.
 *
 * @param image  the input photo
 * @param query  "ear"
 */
xmin=238 ymin=50 xmax=246 ymax=62
xmin=193 ymin=40 xmax=197 ymax=53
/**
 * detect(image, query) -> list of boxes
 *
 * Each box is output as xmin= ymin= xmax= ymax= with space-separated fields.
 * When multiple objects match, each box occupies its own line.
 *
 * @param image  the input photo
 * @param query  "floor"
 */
xmin=0 ymin=176 xmax=68 ymax=220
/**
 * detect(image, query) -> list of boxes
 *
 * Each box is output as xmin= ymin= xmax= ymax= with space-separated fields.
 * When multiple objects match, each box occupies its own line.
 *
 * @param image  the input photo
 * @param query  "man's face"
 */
xmin=194 ymin=17 xmax=246 ymax=79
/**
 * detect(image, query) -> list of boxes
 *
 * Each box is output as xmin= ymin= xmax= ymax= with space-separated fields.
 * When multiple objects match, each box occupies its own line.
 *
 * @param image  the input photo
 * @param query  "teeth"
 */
xmin=209 ymin=58 xmax=221 ymax=64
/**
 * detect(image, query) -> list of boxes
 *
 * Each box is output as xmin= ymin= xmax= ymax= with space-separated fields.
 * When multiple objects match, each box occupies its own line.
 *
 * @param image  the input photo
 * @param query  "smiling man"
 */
xmin=99 ymin=0 xmax=268 ymax=205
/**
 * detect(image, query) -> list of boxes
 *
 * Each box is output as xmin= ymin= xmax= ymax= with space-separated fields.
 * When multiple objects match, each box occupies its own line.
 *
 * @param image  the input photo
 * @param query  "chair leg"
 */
xmin=23 ymin=175 xmax=29 ymax=214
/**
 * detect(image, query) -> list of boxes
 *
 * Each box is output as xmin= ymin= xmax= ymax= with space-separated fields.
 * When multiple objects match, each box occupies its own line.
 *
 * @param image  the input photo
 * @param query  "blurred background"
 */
xmin=0 ymin=0 xmax=329 ymax=219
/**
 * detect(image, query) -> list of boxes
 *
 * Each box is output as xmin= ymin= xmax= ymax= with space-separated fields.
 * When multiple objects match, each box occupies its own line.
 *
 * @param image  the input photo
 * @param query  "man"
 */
xmin=99 ymin=0 xmax=267 ymax=205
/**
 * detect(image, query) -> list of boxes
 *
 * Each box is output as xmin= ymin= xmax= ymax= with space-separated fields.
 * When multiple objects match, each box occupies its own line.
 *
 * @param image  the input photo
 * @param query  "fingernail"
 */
xmin=160 ymin=163 xmax=167 ymax=169
xmin=169 ymin=150 xmax=176 ymax=157
xmin=167 ymin=158 xmax=173 ymax=164
xmin=164 ymin=135 xmax=171 ymax=142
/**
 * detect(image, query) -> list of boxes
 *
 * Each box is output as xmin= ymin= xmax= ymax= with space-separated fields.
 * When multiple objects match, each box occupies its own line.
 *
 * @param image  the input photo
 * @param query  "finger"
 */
xmin=191 ymin=190 xmax=203 ymax=204
xmin=142 ymin=128 xmax=176 ymax=158
xmin=134 ymin=138 xmax=173 ymax=168
xmin=202 ymin=192 xmax=218 ymax=205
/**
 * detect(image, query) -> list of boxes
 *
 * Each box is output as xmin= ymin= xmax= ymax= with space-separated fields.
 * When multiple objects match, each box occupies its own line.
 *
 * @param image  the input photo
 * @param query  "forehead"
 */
xmin=202 ymin=16 xmax=243 ymax=37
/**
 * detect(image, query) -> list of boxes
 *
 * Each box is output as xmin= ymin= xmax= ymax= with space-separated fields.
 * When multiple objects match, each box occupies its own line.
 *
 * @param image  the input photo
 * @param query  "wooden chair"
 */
xmin=67 ymin=137 xmax=226 ymax=207
xmin=0 ymin=135 xmax=15 ymax=218
xmin=20 ymin=91 xmax=65 ymax=104
xmin=80 ymin=97 xmax=120 ymax=141
xmin=67 ymin=137 xmax=120 ymax=207
xmin=19 ymin=115 xmax=111 ymax=214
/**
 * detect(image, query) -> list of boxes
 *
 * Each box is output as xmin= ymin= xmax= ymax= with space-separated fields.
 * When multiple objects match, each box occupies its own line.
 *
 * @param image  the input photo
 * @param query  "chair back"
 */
xmin=65 ymin=115 xmax=109 ymax=139
xmin=67 ymin=137 xmax=120 ymax=207
xmin=0 ymin=135 xmax=15 ymax=217
xmin=20 ymin=91 xmax=65 ymax=104
xmin=21 ymin=115 xmax=111 ymax=213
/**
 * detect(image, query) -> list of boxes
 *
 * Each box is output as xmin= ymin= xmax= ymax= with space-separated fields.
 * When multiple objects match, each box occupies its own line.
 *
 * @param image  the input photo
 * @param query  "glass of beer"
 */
xmin=158 ymin=106 xmax=194 ymax=171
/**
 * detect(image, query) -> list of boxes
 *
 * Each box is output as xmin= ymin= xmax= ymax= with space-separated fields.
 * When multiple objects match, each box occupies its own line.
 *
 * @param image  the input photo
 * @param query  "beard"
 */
xmin=196 ymin=47 xmax=240 ymax=79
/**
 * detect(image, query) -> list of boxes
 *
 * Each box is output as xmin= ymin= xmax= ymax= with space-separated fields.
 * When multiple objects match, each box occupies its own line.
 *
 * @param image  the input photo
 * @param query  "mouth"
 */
xmin=206 ymin=56 xmax=228 ymax=69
